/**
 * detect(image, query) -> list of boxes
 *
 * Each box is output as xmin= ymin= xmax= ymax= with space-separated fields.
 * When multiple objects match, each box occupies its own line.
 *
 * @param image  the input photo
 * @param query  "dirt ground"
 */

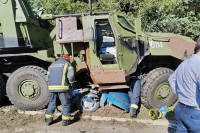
xmin=0 ymin=98 xmax=176 ymax=133
xmin=0 ymin=111 xmax=175 ymax=133
xmin=89 ymin=105 xmax=150 ymax=119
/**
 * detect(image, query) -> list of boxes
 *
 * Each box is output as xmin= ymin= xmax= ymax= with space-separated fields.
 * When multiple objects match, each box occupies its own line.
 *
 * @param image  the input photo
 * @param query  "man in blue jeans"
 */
xmin=168 ymin=38 xmax=200 ymax=133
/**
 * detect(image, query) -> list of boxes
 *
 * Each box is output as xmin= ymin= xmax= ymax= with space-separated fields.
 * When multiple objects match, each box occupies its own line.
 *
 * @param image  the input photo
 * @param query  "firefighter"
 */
xmin=128 ymin=70 xmax=141 ymax=118
xmin=45 ymin=54 xmax=75 ymax=126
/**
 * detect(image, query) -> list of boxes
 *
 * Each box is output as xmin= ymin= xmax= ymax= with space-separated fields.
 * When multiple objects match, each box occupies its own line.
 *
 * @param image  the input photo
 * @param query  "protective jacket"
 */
xmin=48 ymin=58 xmax=75 ymax=92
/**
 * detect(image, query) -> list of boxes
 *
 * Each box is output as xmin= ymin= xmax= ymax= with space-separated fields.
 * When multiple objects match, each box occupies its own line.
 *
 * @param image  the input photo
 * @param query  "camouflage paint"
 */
xmin=52 ymin=12 xmax=196 ymax=85
xmin=74 ymin=57 xmax=87 ymax=75
xmin=56 ymin=17 xmax=84 ymax=43
xmin=82 ymin=15 xmax=127 ymax=84
xmin=110 ymin=13 xmax=139 ymax=76
xmin=0 ymin=0 xmax=18 ymax=47
xmin=0 ymin=50 xmax=55 ymax=62
xmin=0 ymin=0 xmax=196 ymax=89
xmin=0 ymin=0 xmax=52 ymax=49
xmin=148 ymin=33 xmax=195 ymax=59
xmin=102 ymin=64 xmax=120 ymax=71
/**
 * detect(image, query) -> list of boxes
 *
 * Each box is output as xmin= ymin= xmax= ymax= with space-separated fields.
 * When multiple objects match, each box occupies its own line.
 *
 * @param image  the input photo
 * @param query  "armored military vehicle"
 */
xmin=0 ymin=0 xmax=195 ymax=111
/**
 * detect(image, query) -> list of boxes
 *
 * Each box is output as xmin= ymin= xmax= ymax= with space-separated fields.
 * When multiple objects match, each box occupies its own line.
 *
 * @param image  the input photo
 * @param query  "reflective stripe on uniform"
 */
xmin=68 ymin=66 xmax=74 ymax=70
xmin=45 ymin=114 xmax=53 ymax=118
xmin=69 ymin=81 xmax=74 ymax=84
xmin=130 ymin=104 xmax=138 ymax=109
xmin=62 ymin=115 xmax=71 ymax=120
xmin=48 ymin=85 xmax=69 ymax=90
xmin=61 ymin=63 xmax=68 ymax=86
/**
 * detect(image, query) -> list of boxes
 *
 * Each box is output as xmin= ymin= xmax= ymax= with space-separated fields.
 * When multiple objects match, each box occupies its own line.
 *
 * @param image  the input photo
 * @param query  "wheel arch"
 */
xmin=139 ymin=55 xmax=181 ymax=109
xmin=139 ymin=55 xmax=183 ymax=74
xmin=0 ymin=55 xmax=51 ymax=77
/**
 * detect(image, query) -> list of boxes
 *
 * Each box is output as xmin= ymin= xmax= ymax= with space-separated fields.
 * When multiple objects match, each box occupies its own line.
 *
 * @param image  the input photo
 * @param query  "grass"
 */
xmin=10 ymin=108 xmax=18 ymax=115
xmin=0 ymin=122 xmax=9 ymax=129
xmin=20 ymin=119 xmax=27 ymax=126
xmin=109 ymin=119 xmax=117 ymax=125
xmin=166 ymin=106 xmax=175 ymax=120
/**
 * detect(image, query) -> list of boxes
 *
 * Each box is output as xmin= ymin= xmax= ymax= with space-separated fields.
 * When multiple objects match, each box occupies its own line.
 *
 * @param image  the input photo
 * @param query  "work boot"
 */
xmin=130 ymin=107 xmax=137 ymax=118
xmin=45 ymin=118 xmax=53 ymax=126
xmin=62 ymin=120 xmax=70 ymax=126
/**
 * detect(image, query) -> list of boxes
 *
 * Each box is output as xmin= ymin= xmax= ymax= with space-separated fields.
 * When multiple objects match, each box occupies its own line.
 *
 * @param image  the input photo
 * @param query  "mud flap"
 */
xmin=101 ymin=91 xmax=130 ymax=111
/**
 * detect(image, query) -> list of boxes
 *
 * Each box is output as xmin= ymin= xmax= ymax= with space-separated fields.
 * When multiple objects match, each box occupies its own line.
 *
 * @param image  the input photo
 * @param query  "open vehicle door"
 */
xmin=110 ymin=13 xmax=140 ymax=76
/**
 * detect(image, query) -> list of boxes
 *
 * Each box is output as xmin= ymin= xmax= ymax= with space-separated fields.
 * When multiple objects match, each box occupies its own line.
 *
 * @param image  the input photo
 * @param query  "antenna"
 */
xmin=89 ymin=0 xmax=93 ymax=15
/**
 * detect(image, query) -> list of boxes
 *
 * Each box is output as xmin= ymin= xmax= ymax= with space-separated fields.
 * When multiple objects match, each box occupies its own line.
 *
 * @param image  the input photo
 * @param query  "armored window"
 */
xmin=118 ymin=16 xmax=134 ymax=31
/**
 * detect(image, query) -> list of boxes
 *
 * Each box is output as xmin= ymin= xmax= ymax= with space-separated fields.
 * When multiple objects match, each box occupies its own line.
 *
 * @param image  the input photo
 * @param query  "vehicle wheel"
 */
xmin=0 ymin=75 xmax=6 ymax=103
xmin=6 ymin=66 xmax=49 ymax=111
xmin=141 ymin=73 xmax=147 ymax=87
xmin=76 ymin=92 xmax=100 ymax=113
xmin=141 ymin=67 xmax=177 ymax=109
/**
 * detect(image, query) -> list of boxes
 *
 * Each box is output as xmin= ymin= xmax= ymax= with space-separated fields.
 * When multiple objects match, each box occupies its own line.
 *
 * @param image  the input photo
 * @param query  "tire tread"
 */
xmin=6 ymin=65 xmax=49 ymax=111
xmin=141 ymin=67 xmax=177 ymax=109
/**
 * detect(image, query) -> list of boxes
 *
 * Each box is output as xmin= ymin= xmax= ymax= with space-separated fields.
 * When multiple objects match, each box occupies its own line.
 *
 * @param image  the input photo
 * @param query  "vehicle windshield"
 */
xmin=118 ymin=16 xmax=134 ymax=31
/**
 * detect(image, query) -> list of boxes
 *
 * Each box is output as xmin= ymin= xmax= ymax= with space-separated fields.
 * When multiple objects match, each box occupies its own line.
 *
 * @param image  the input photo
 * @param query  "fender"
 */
xmin=147 ymin=33 xmax=195 ymax=60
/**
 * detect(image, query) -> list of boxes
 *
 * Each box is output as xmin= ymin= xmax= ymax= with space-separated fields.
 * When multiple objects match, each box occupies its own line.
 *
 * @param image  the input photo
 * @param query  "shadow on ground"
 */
xmin=165 ymin=106 xmax=177 ymax=133
xmin=53 ymin=110 xmax=83 ymax=125
xmin=53 ymin=104 xmax=83 ymax=126
xmin=0 ymin=96 xmax=12 ymax=107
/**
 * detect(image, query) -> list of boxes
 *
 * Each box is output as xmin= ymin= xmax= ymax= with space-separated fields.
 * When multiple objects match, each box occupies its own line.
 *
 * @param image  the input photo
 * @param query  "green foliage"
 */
xmin=0 ymin=122 xmax=9 ymax=129
xmin=141 ymin=0 xmax=200 ymax=40
xmin=43 ymin=0 xmax=88 ymax=14
xmin=28 ymin=0 xmax=200 ymax=40
xmin=166 ymin=106 xmax=175 ymax=120
xmin=10 ymin=108 xmax=18 ymax=115
xmin=28 ymin=0 xmax=44 ymax=11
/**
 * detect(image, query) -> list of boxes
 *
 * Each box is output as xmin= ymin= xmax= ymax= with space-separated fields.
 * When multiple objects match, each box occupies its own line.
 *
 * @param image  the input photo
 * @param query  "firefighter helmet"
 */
xmin=60 ymin=54 xmax=70 ymax=61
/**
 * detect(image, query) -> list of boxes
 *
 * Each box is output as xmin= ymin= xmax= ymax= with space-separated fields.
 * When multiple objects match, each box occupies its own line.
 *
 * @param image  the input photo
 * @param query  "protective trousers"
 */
xmin=128 ymin=76 xmax=141 ymax=115
xmin=45 ymin=92 xmax=71 ymax=120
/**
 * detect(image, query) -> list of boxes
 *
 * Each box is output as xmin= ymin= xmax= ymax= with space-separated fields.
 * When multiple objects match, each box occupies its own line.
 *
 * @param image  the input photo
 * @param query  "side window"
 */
xmin=118 ymin=16 xmax=134 ymax=31
xmin=95 ymin=19 xmax=116 ymax=64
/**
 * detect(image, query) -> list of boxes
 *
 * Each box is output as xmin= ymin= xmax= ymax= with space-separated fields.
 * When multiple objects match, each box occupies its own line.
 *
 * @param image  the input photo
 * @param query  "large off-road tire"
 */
xmin=141 ymin=67 xmax=177 ymax=109
xmin=0 ymin=75 xmax=6 ymax=103
xmin=6 ymin=66 xmax=49 ymax=111
xmin=76 ymin=92 xmax=100 ymax=113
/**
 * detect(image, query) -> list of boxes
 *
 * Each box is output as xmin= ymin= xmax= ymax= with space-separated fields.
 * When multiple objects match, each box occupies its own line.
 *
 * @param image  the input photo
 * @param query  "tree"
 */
xmin=28 ymin=0 xmax=200 ymax=40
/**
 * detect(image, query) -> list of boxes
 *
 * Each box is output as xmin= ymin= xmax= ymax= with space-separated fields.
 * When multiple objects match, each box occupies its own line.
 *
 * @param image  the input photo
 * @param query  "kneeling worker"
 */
xmin=45 ymin=54 xmax=75 ymax=126
xmin=128 ymin=70 xmax=141 ymax=118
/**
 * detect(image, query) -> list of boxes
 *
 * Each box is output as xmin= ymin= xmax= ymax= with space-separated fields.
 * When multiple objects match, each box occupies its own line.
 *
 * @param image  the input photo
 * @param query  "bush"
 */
xmin=28 ymin=0 xmax=200 ymax=40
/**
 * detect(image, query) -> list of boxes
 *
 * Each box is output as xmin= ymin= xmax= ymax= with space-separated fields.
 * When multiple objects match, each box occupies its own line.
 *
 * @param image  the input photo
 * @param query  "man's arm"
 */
xmin=67 ymin=64 xmax=75 ymax=85
xmin=168 ymin=70 xmax=177 ymax=95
